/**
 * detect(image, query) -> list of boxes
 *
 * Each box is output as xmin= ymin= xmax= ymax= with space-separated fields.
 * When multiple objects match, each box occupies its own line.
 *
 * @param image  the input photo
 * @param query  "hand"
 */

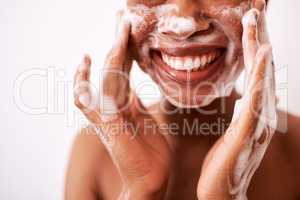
xmin=74 ymin=12 xmax=170 ymax=200
xmin=197 ymin=0 xmax=277 ymax=199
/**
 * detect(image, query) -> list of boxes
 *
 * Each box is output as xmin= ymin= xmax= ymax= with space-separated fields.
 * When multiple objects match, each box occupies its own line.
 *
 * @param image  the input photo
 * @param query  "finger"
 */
xmin=100 ymin=15 xmax=132 ymax=119
xmin=253 ymin=0 xmax=269 ymax=43
xmin=218 ymin=45 xmax=273 ymax=167
xmin=242 ymin=9 xmax=260 ymax=71
xmin=252 ymin=0 xmax=266 ymax=12
xmin=105 ymin=17 xmax=131 ymax=71
xmin=225 ymin=46 xmax=274 ymax=195
xmin=74 ymin=54 xmax=91 ymax=86
xmin=250 ymin=44 xmax=276 ymax=127
xmin=258 ymin=4 xmax=270 ymax=44
xmin=93 ymin=14 xmax=149 ymax=182
xmin=74 ymin=55 xmax=92 ymax=109
xmin=219 ymin=44 xmax=274 ymax=149
xmin=247 ymin=44 xmax=273 ymax=102
xmin=74 ymin=55 xmax=101 ymax=123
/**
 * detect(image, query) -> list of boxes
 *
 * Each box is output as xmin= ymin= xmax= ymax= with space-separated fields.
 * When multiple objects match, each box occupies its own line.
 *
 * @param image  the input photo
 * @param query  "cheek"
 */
xmin=128 ymin=3 xmax=178 ymax=47
xmin=127 ymin=8 xmax=157 ymax=45
xmin=130 ymin=36 xmax=153 ymax=74
xmin=208 ymin=2 xmax=251 ymax=43
xmin=218 ymin=15 xmax=243 ymax=46
xmin=127 ymin=9 xmax=157 ymax=70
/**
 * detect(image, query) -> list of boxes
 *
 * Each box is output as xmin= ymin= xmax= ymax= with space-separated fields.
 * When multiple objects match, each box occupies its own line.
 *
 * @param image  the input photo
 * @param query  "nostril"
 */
xmin=189 ymin=24 xmax=214 ymax=38
xmin=160 ymin=30 xmax=194 ymax=40
xmin=161 ymin=30 xmax=177 ymax=37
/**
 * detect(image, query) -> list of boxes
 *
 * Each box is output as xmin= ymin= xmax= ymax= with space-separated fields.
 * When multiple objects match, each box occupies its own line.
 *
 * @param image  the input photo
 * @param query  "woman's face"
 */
xmin=126 ymin=0 xmax=253 ymax=107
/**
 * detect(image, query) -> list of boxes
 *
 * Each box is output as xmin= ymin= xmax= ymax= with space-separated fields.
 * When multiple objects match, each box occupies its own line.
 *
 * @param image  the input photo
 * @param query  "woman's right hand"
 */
xmin=197 ymin=1 xmax=277 ymax=198
xmin=73 ymin=12 xmax=170 ymax=200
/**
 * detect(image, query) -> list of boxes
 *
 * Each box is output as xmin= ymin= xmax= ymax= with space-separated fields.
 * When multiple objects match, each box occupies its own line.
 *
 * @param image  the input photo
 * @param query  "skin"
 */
xmin=65 ymin=0 xmax=300 ymax=199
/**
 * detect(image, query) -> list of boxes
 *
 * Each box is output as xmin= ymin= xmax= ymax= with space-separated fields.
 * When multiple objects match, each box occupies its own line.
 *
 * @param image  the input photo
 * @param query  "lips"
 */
xmin=151 ymin=47 xmax=226 ymax=84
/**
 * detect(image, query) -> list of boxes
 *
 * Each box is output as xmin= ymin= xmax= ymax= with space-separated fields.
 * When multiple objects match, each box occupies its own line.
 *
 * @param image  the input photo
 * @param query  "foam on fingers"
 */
xmin=242 ymin=10 xmax=260 ymax=85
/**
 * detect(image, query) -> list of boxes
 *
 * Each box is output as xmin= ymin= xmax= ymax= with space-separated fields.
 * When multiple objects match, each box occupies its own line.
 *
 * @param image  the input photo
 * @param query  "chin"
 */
xmin=163 ymin=86 xmax=236 ymax=108
xmin=158 ymin=80 xmax=237 ymax=108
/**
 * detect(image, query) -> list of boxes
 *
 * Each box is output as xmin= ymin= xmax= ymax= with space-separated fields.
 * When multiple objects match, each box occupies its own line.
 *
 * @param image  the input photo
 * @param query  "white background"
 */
xmin=0 ymin=0 xmax=299 ymax=199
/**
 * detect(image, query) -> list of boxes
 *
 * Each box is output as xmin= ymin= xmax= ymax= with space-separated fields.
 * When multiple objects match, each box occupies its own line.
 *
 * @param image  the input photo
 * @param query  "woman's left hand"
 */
xmin=197 ymin=0 xmax=277 ymax=199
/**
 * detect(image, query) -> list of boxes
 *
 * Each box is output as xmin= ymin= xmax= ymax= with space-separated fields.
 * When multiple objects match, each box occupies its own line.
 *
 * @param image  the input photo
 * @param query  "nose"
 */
xmin=157 ymin=0 xmax=210 ymax=40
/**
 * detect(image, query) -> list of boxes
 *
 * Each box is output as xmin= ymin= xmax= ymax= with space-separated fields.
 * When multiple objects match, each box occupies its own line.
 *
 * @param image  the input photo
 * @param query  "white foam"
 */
xmin=153 ymin=4 xmax=178 ymax=18
xmin=124 ymin=4 xmax=149 ymax=28
xmin=157 ymin=15 xmax=197 ymax=38
xmin=217 ymin=2 xmax=251 ymax=19
xmin=229 ymin=93 xmax=277 ymax=198
xmin=125 ymin=3 xmax=198 ymax=39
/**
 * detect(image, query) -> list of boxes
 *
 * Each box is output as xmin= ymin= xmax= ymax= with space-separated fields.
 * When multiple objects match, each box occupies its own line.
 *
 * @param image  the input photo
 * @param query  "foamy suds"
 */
xmin=153 ymin=4 xmax=178 ymax=18
xmin=123 ymin=2 xmax=251 ymax=110
xmin=124 ymin=4 xmax=150 ymax=33
xmin=123 ymin=4 xmax=176 ymax=29
xmin=157 ymin=15 xmax=197 ymax=38
xmin=123 ymin=5 xmax=276 ymax=200
xmin=124 ymin=3 xmax=199 ymax=39
xmin=229 ymin=125 xmax=273 ymax=200
xmin=217 ymin=1 xmax=251 ymax=19
xmin=228 ymin=67 xmax=277 ymax=199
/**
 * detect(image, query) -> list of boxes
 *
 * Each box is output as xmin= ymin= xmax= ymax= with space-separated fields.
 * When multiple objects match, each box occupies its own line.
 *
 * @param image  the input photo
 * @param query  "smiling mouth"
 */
xmin=161 ymin=49 xmax=222 ymax=71
xmin=151 ymin=47 xmax=226 ymax=84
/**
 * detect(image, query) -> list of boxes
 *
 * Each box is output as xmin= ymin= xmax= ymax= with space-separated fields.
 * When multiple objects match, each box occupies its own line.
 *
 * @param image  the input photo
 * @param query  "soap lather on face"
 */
xmin=124 ymin=0 xmax=258 ymax=108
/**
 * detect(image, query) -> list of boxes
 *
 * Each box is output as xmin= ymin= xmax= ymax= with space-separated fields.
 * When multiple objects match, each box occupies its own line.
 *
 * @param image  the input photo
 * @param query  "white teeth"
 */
xmin=201 ymin=56 xmax=207 ymax=68
xmin=208 ymin=55 xmax=212 ymax=63
xmin=194 ymin=57 xmax=201 ymax=68
xmin=175 ymin=59 xmax=182 ymax=69
xmin=184 ymin=58 xmax=193 ymax=70
xmin=162 ymin=54 xmax=168 ymax=63
xmin=161 ymin=50 xmax=221 ymax=71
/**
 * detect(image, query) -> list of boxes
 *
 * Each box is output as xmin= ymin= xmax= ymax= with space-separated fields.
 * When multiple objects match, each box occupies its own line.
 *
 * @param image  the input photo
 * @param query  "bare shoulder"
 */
xmin=65 ymin=126 xmax=121 ymax=200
